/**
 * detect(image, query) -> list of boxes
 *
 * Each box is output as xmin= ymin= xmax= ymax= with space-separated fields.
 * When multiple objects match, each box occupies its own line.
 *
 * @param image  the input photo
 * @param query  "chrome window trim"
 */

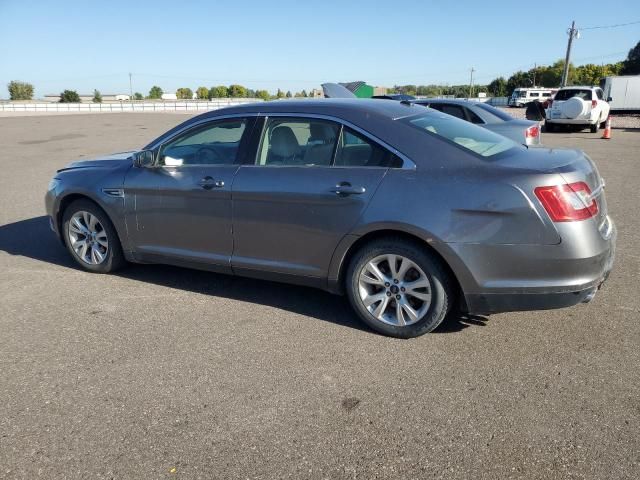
xmin=254 ymin=112 xmax=416 ymax=170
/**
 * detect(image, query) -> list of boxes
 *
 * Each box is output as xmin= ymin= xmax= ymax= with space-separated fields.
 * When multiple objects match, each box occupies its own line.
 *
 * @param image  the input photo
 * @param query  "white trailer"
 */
xmin=600 ymin=75 xmax=640 ymax=113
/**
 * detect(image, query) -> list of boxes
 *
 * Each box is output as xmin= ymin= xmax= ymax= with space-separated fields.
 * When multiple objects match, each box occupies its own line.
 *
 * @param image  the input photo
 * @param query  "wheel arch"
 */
xmin=56 ymin=192 xmax=126 ymax=251
xmin=329 ymin=227 xmax=469 ymax=311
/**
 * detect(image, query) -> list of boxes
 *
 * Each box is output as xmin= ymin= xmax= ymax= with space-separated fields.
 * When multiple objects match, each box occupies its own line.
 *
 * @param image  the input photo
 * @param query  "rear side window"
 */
xmin=476 ymin=103 xmax=513 ymax=121
xmin=334 ymin=127 xmax=402 ymax=168
xmin=529 ymin=92 xmax=540 ymax=98
xmin=403 ymin=112 xmax=517 ymax=158
xmin=554 ymin=89 xmax=593 ymax=101
xmin=465 ymin=107 xmax=484 ymax=124
xmin=256 ymin=118 xmax=339 ymax=166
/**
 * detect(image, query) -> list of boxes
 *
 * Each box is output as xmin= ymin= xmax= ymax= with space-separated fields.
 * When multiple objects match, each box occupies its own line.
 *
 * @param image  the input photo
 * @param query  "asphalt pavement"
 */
xmin=0 ymin=114 xmax=638 ymax=479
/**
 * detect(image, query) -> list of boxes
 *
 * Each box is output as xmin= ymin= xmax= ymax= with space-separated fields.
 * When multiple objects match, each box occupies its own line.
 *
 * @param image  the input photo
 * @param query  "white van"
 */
xmin=508 ymin=88 xmax=554 ymax=107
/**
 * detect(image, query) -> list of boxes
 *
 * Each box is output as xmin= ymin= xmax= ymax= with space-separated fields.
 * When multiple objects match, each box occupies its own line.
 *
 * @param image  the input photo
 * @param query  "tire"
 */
xmin=345 ymin=238 xmax=453 ymax=338
xmin=62 ymin=199 xmax=126 ymax=273
xmin=590 ymin=122 xmax=599 ymax=133
xmin=545 ymin=121 xmax=555 ymax=133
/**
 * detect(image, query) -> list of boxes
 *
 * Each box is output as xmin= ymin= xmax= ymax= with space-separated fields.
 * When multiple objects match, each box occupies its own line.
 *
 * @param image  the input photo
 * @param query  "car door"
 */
xmin=231 ymin=115 xmax=405 ymax=285
xmin=124 ymin=116 xmax=255 ymax=271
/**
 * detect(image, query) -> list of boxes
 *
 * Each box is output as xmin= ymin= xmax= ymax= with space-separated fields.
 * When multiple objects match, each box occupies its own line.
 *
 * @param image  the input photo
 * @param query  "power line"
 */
xmin=581 ymin=19 xmax=640 ymax=30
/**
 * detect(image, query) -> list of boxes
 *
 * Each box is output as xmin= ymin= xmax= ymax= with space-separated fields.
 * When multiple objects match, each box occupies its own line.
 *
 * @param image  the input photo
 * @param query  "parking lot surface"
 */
xmin=1 ymin=114 xmax=638 ymax=479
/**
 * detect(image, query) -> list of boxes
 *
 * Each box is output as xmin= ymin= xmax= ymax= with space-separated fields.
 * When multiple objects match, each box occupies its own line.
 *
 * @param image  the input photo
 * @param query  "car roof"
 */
xmin=558 ymin=85 xmax=597 ymax=90
xmin=199 ymin=98 xmax=426 ymax=121
xmin=414 ymin=98 xmax=474 ymax=106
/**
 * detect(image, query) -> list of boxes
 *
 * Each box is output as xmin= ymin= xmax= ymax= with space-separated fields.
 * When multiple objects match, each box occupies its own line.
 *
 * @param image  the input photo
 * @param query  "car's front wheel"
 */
xmin=62 ymin=199 xmax=126 ymax=273
xmin=346 ymin=238 xmax=453 ymax=338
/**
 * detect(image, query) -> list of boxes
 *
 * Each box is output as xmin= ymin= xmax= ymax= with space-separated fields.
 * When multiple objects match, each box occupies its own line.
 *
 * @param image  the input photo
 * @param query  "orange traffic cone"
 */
xmin=602 ymin=115 xmax=612 ymax=139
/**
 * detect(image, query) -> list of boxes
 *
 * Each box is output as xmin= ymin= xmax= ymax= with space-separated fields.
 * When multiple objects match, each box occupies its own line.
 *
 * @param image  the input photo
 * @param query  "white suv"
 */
xmin=545 ymin=86 xmax=610 ymax=133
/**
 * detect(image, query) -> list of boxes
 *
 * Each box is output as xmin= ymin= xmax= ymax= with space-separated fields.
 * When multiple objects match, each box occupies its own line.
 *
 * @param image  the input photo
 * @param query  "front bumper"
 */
xmin=457 ymin=217 xmax=616 ymax=314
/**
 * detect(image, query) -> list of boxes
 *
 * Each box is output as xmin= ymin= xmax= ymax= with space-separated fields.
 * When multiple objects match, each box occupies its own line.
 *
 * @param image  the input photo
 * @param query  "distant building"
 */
xmin=161 ymin=93 xmax=178 ymax=100
xmin=44 ymin=93 xmax=130 ymax=102
xmin=310 ymin=88 xmax=324 ymax=98
xmin=339 ymin=81 xmax=374 ymax=98
xmin=373 ymin=86 xmax=388 ymax=96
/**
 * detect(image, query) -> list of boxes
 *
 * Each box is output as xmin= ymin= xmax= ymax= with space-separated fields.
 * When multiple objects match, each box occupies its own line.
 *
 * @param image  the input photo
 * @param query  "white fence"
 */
xmin=0 ymin=99 xmax=260 ymax=113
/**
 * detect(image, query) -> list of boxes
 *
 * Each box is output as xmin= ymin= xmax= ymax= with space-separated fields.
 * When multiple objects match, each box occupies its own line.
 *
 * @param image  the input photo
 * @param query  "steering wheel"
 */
xmin=195 ymin=146 xmax=223 ymax=164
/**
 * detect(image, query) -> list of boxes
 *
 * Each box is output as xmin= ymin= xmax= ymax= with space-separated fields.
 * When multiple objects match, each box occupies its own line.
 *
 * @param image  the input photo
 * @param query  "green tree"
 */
xmin=286 ymin=90 xmax=292 ymax=98
xmin=196 ymin=86 xmax=209 ymax=99
xmin=301 ymin=89 xmax=308 ymax=97
xmin=276 ymin=88 xmax=285 ymax=99
xmin=487 ymin=77 xmax=508 ymax=97
xmin=134 ymin=92 xmax=144 ymax=100
xmin=59 ymin=90 xmax=80 ymax=103
xmin=176 ymin=88 xmax=193 ymax=99
xmin=148 ymin=86 xmax=163 ymax=99
xmin=255 ymin=89 xmax=270 ymax=101
xmin=7 ymin=80 xmax=34 ymax=100
xmin=621 ymin=40 xmax=640 ymax=75
xmin=228 ymin=84 xmax=247 ymax=97
xmin=208 ymin=85 xmax=228 ymax=98
xmin=92 ymin=89 xmax=102 ymax=103
xmin=506 ymin=71 xmax=533 ymax=95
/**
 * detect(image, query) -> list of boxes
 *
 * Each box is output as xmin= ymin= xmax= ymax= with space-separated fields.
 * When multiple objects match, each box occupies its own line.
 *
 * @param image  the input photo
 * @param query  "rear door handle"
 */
xmin=198 ymin=176 xmax=225 ymax=190
xmin=330 ymin=182 xmax=366 ymax=196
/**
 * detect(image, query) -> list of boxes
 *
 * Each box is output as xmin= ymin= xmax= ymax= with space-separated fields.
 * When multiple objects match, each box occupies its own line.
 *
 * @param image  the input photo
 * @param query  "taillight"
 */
xmin=534 ymin=182 xmax=598 ymax=222
xmin=525 ymin=125 xmax=540 ymax=138
xmin=591 ymin=99 xmax=597 ymax=108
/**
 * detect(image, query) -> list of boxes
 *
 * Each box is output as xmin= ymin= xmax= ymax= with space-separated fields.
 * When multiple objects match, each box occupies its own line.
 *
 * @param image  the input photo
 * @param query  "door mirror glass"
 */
xmin=133 ymin=150 xmax=155 ymax=168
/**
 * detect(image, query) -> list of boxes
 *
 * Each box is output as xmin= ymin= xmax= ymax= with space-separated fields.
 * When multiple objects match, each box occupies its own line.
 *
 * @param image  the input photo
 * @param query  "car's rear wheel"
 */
xmin=62 ymin=199 xmax=126 ymax=273
xmin=346 ymin=238 xmax=453 ymax=338
xmin=590 ymin=122 xmax=599 ymax=133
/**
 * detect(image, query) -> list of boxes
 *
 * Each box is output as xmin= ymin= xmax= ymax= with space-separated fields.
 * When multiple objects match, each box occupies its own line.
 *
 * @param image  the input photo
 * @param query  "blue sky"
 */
xmin=1 ymin=0 xmax=639 ymax=98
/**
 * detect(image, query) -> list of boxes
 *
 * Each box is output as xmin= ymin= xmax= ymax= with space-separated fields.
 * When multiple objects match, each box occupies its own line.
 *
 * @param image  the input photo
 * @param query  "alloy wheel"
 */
xmin=68 ymin=211 xmax=109 ymax=265
xmin=358 ymin=254 xmax=432 ymax=326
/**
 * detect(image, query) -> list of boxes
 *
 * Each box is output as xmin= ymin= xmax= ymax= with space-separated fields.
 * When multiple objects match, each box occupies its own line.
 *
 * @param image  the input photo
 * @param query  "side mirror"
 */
xmin=607 ymin=96 xmax=613 ymax=102
xmin=133 ymin=150 xmax=155 ymax=168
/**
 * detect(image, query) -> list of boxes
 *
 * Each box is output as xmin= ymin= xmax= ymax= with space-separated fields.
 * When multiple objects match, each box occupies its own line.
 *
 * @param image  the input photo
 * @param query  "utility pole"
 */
xmin=469 ymin=67 xmax=475 ymax=99
xmin=561 ymin=21 xmax=579 ymax=87
xmin=129 ymin=72 xmax=133 ymax=101
xmin=532 ymin=63 xmax=537 ymax=87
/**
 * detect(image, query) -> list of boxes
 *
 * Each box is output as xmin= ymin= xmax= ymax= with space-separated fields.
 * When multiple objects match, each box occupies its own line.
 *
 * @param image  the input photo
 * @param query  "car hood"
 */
xmin=58 ymin=151 xmax=136 ymax=172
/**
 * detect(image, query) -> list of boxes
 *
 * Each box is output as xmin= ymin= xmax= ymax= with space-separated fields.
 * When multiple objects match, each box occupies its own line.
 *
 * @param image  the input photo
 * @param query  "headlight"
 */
xmin=48 ymin=178 xmax=60 ymax=191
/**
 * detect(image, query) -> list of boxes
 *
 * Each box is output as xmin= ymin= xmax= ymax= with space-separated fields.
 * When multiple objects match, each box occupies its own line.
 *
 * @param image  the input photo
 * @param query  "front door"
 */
xmin=231 ymin=116 xmax=403 ymax=282
xmin=124 ymin=117 xmax=254 ymax=271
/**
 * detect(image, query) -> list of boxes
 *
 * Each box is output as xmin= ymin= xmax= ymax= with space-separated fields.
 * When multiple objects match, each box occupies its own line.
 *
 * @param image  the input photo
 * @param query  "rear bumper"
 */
xmin=545 ymin=117 xmax=598 ymax=125
xmin=456 ymin=217 xmax=616 ymax=314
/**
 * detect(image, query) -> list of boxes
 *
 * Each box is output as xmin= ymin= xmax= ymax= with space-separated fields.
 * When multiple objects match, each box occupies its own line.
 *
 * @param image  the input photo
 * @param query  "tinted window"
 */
xmin=476 ymin=103 xmax=513 ymax=121
xmin=554 ymin=89 xmax=593 ymax=101
xmin=529 ymin=92 xmax=540 ymax=97
xmin=465 ymin=107 xmax=484 ymax=124
xmin=256 ymin=118 xmax=339 ymax=166
xmin=596 ymin=89 xmax=604 ymax=100
xmin=159 ymin=119 xmax=247 ymax=166
xmin=439 ymin=105 xmax=465 ymax=120
xmin=334 ymin=127 xmax=402 ymax=168
xmin=403 ymin=112 xmax=517 ymax=158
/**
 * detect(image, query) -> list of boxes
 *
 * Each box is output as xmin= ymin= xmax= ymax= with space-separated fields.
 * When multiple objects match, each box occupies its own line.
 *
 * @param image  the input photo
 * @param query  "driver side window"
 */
xmin=159 ymin=119 xmax=247 ymax=166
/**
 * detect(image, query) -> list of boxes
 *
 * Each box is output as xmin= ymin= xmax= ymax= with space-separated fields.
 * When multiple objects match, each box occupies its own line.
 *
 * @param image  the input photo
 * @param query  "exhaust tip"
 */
xmin=582 ymin=288 xmax=597 ymax=303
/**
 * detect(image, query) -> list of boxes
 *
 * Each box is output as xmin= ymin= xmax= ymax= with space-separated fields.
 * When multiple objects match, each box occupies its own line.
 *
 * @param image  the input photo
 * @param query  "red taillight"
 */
xmin=525 ymin=125 xmax=540 ymax=138
xmin=534 ymin=182 xmax=598 ymax=222
xmin=591 ymin=99 xmax=597 ymax=108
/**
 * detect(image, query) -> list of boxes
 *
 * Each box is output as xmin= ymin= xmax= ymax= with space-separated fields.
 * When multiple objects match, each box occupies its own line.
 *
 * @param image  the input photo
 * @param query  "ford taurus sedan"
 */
xmin=45 ymin=99 xmax=615 ymax=338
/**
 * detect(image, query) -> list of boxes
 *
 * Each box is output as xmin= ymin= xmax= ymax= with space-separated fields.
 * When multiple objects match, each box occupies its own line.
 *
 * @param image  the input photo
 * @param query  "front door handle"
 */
xmin=198 ymin=176 xmax=225 ymax=190
xmin=330 ymin=182 xmax=366 ymax=196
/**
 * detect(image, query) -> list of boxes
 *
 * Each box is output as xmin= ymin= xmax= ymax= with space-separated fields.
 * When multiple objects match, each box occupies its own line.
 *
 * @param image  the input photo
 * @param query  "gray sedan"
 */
xmin=413 ymin=99 xmax=542 ymax=146
xmin=45 ymin=99 xmax=615 ymax=338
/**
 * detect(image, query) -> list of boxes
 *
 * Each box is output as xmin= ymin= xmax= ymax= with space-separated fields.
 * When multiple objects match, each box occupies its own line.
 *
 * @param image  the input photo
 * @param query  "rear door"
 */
xmin=231 ymin=115 xmax=405 ymax=283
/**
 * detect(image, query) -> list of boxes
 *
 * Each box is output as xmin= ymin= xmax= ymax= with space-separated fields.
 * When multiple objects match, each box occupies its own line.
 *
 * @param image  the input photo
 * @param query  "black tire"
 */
xmin=590 ymin=122 xmax=599 ymax=133
xmin=545 ymin=121 xmax=555 ymax=133
xmin=345 ymin=238 xmax=453 ymax=338
xmin=62 ymin=199 xmax=126 ymax=273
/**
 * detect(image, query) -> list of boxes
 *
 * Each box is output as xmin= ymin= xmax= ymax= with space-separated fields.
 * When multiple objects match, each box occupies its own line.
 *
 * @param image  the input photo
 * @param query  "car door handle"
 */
xmin=198 ymin=176 xmax=224 ymax=190
xmin=330 ymin=182 xmax=366 ymax=196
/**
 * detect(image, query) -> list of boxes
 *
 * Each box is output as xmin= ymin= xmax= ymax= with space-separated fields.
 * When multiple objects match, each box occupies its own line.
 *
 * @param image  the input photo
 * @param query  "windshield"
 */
xmin=476 ymin=103 xmax=513 ymax=121
xmin=403 ymin=112 xmax=518 ymax=157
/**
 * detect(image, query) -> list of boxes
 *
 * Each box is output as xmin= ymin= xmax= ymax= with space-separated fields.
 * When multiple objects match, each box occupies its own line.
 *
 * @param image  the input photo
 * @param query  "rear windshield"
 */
xmin=475 ymin=103 xmax=513 ymax=121
xmin=402 ymin=112 xmax=518 ymax=157
xmin=554 ymin=89 xmax=593 ymax=101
